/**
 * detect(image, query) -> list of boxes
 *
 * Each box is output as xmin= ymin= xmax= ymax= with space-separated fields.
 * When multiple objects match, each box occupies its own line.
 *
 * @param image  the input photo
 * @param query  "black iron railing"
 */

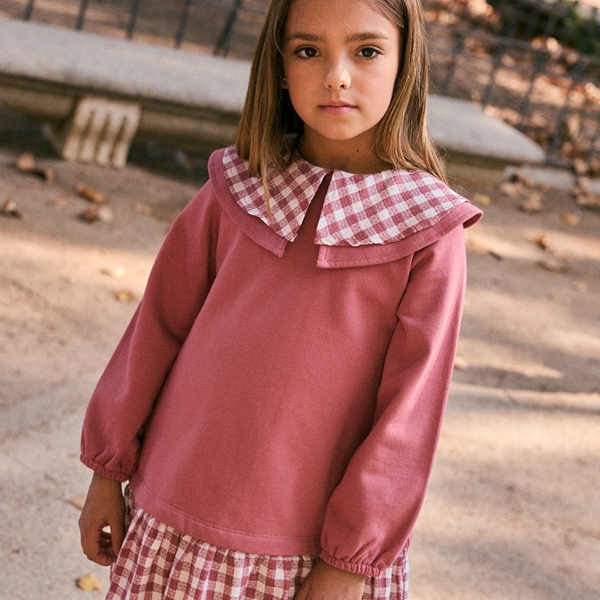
xmin=12 ymin=0 xmax=270 ymax=57
xmin=429 ymin=24 xmax=600 ymax=166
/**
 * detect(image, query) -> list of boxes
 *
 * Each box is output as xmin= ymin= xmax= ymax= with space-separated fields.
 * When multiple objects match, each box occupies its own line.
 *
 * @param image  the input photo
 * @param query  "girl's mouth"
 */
xmin=319 ymin=102 xmax=356 ymax=115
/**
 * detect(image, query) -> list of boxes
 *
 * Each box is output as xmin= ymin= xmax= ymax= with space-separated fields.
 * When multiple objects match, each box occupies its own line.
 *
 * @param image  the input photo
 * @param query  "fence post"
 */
xmin=214 ymin=0 xmax=243 ymax=57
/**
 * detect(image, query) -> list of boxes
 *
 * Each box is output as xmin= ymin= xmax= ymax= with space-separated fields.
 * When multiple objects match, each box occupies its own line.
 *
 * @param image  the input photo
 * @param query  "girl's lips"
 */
xmin=319 ymin=103 xmax=356 ymax=116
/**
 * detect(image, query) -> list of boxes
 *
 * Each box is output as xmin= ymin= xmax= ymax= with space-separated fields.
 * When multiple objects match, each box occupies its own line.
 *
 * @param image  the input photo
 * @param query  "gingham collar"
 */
xmin=223 ymin=145 xmax=467 ymax=247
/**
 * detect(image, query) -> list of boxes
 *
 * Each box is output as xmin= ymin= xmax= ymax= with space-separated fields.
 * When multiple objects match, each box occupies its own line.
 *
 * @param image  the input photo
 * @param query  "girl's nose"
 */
xmin=323 ymin=60 xmax=351 ymax=90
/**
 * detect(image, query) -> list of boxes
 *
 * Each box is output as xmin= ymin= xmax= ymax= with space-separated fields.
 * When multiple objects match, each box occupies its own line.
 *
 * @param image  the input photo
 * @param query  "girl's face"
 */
xmin=282 ymin=0 xmax=400 ymax=172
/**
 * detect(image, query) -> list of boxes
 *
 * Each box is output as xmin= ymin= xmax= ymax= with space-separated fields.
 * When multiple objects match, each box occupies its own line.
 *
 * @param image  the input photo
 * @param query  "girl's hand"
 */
xmin=295 ymin=561 xmax=366 ymax=600
xmin=78 ymin=472 xmax=126 ymax=566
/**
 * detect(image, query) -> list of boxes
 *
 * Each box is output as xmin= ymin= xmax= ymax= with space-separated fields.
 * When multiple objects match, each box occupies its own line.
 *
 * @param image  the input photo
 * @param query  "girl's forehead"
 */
xmin=284 ymin=0 xmax=394 ymax=34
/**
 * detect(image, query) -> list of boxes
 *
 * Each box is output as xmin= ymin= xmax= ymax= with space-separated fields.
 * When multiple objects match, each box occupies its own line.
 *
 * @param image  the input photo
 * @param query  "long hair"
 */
xmin=235 ymin=0 xmax=446 ymax=182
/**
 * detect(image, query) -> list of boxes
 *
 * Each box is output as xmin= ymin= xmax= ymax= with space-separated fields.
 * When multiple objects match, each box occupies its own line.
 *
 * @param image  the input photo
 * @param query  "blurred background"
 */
xmin=1 ymin=0 xmax=600 ymax=170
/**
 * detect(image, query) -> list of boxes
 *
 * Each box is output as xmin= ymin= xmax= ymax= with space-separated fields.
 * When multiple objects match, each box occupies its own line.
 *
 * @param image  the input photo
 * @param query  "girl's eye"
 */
xmin=296 ymin=47 xmax=318 ymax=59
xmin=359 ymin=47 xmax=380 ymax=59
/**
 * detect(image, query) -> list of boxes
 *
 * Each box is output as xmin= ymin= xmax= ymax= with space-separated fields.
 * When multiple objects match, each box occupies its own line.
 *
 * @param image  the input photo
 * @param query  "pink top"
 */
xmin=81 ymin=147 xmax=482 ymax=577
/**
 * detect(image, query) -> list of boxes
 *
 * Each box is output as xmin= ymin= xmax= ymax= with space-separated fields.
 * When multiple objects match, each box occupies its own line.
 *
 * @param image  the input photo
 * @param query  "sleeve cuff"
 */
xmin=80 ymin=454 xmax=130 ymax=483
xmin=320 ymin=550 xmax=382 ymax=578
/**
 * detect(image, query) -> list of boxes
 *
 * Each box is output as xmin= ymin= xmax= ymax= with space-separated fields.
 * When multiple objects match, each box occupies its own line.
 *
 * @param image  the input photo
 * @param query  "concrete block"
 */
xmin=47 ymin=97 xmax=141 ymax=168
xmin=427 ymin=95 xmax=546 ymax=167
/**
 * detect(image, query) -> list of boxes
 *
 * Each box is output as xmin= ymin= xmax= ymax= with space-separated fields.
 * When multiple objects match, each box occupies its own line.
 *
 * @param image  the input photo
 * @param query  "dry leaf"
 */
xmin=0 ymin=199 xmax=22 ymax=218
xmin=76 ymin=573 xmax=103 ymax=592
xmin=47 ymin=195 xmax=68 ymax=208
xmin=589 ymin=158 xmax=600 ymax=177
xmin=113 ymin=289 xmax=136 ymax=303
xmin=16 ymin=152 xmax=55 ymax=182
xmin=521 ymin=193 xmax=543 ymax=213
xmin=499 ymin=182 xmax=522 ymax=199
xmin=577 ymin=177 xmax=592 ymax=194
xmin=562 ymin=212 xmax=581 ymax=226
xmin=575 ymin=194 xmax=600 ymax=210
xmin=78 ymin=206 xmax=114 ymax=224
xmin=16 ymin=152 xmax=36 ymax=171
xmin=76 ymin=184 xmax=107 ymax=204
xmin=538 ymin=258 xmax=568 ymax=273
xmin=505 ymin=170 xmax=533 ymax=188
xmin=101 ymin=266 xmax=127 ymax=280
xmin=471 ymin=193 xmax=492 ymax=206
xmin=134 ymin=202 xmax=154 ymax=216
xmin=534 ymin=233 xmax=553 ymax=251
xmin=66 ymin=495 xmax=86 ymax=510
xmin=453 ymin=356 xmax=469 ymax=370
xmin=573 ymin=157 xmax=588 ymax=175
xmin=566 ymin=114 xmax=581 ymax=141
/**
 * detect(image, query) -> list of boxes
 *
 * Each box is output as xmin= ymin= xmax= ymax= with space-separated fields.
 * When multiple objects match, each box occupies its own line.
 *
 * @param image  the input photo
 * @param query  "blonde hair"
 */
xmin=236 ymin=0 xmax=446 ymax=182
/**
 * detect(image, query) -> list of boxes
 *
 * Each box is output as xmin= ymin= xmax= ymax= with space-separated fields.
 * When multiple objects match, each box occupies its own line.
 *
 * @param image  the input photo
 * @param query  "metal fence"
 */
xmin=3 ymin=0 xmax=270 ymax=57
xmin=1 ymin=0 xmax=600 ymax=166
xmin=428 ymin=24 xmax=600 ymax=167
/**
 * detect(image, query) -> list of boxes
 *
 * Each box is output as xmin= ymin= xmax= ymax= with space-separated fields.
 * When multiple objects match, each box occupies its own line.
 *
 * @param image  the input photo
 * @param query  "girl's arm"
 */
xmin=319 ymin=225 xmax=468 ymax=577
xmin=80 ymin=182 xmax=222 ymax=482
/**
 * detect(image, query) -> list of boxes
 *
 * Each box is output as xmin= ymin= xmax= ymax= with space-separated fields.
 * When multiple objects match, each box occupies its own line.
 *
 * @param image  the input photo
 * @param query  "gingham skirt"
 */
xmin=106 ymin=489 xmax=409 ymax=600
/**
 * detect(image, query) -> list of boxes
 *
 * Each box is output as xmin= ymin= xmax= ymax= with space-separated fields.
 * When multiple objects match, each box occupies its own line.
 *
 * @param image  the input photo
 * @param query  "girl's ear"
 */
xmin=281 ymin=75 xmax=289 ymax=89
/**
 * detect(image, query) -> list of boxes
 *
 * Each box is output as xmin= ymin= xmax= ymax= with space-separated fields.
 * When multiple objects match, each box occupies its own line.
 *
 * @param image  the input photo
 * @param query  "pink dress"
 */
xmin=82 ymin=146 xmax=482 ymax=598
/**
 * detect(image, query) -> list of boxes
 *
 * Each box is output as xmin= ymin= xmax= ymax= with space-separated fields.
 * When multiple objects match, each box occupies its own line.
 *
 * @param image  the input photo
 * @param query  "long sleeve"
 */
xmin=80 ymin=183 xmax=222 ymax=481
xmin=320 ymin=225 xmax=467 ymax=576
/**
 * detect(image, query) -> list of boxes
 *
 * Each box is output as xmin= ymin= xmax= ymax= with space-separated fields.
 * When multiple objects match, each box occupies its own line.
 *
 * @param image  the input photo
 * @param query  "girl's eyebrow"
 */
xmin=286 ymin=31 xmax=390 ymax=43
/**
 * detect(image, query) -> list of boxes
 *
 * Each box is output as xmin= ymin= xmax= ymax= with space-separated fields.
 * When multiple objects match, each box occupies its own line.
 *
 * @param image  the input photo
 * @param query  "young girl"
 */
xmin=79 ymin=0 xmax=482 ymax=598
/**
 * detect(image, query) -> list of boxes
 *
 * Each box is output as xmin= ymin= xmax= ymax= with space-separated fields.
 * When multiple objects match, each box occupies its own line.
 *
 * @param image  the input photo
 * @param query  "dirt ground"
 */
xmin=0 ymin=107 xmax=599 ymax=599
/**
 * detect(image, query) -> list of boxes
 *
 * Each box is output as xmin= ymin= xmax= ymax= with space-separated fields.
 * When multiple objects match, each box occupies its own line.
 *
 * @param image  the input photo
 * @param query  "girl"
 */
xmin=79 ymin=0 xmax=482 ymax=599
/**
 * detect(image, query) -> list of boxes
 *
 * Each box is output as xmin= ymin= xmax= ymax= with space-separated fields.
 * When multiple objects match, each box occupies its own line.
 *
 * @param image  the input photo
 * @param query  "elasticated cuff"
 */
xmin=80 ymin=453 xmax=130 ymax=483
xmin=320 ymin=550 xmax=382 ymax=577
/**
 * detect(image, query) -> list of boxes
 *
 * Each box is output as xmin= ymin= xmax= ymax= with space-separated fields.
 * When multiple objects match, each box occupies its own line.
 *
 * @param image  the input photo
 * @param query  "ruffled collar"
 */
xmin=223 ymin=146 xmax=467 ymax=247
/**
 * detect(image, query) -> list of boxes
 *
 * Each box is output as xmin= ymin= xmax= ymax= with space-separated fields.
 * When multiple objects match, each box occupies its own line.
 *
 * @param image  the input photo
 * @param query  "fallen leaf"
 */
xmin=76 ymin=184 xmax=107 ymax=204
xmin=453 ymin=356 xmax=469 ymax=370
xmin=488 ymin=251 xmax=503 ymax=261
xmin=16 ymin=152 xmax=36 ymax=170
xmin=573 ymin=157 xmax=588 ymax=175
xmin=577 ymin=177 xmax=592 ymax=194
xmin=575 ymin=194 xmax=600 ymax=210
xmin=47 ymin=195 xmax=68 ymax=208
xmin=499 ymin=182 xmax=522 ymax=199
xmin=589 ymin=158 xmax=600 ymax=177
xmin=534 ymin=233 xmax=553 ymax=251
xmin=66 ymin=495 xmax=86 ymax=510
xmin=16 ymin=152 xmax=55 ymax=182
xmin=562 ymin=212 xmax=581 ymax=226
xmin=76 ymin=573 xmax=103 ymax=592
xmin=521 ymin=193 xmax=543 ymax=213
xmin=133 ymin=202 xmax=154 ymax=216
xmin=505 ymin=170 xmax=533 ymax=188
xmin=113 ymin=289 xmax=136 ymax=303
xmin=567 ymin=115 xmax=582 ymax=141
xmin=471 ymin=193 xmax=492 ymax=206
xmin=101 ymin=266 xmax=127 ymax=280
xmin=538 ymin=258 xmax=568 ymax=273
xmin=78 ymin=206 xmax=114 ymax=224
xmin=0 ymin=199 xmax=22 ymax=219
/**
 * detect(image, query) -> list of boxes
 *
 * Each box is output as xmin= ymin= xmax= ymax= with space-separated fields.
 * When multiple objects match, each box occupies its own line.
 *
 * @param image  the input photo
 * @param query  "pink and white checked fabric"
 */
xmin=223 ymin=147 xmax=326 ymax=242
xmin=106 ymin=499 xmax=409 ymax=600
xmin=223 ymin=146 xmax=466 ymax=248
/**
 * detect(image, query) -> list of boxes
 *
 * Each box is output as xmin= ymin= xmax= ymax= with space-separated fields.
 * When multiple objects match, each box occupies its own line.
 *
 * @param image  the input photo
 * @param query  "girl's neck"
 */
xmin=297 ymin=133 xmax=390 ymax=175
